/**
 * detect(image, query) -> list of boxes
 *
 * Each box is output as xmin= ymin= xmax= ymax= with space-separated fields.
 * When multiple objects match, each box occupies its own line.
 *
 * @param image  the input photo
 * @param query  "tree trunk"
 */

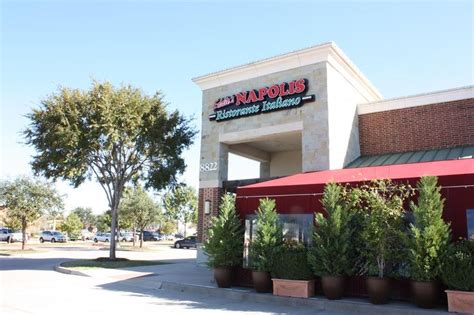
xmin=140 ymin=230 xmax=143 ymax=248
xmin=21 ymin=219 xmax=27 ymax=251
xmin=184 ymin=219 xmax=187 ymax=238
xmin=109 ymin=206 xmax=118 ymax=260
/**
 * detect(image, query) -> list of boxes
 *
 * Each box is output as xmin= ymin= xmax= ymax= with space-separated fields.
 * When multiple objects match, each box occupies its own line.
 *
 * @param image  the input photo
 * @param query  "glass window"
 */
xmin=243 ymin=213 xmax=313 ymax=267
xmin=467 ymin=209 xmax=474 ymax=241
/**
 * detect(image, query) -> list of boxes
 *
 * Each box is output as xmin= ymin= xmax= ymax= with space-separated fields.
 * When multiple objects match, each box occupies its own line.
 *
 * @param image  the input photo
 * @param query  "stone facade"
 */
xmin=359 ymin=98 xmax=474 ymax=156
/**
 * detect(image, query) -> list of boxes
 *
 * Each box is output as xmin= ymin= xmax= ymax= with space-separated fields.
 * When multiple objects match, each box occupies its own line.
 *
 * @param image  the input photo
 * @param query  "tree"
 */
xmin=163 ymin=184 xmax=197 ymax=237
xmin=203 ymin=194 xmax=243 ymax=268
xmin=96 ymin=211 xmax=112 ymax=232
xmin=71 ymin=207 xmax=97 ymax=230
xmin=0 ymin=177 xmax=63 ymax=250
xmin=120 ymin=186 xmax=161 ymax=248
xmin=248 ymin=198 xmax=284 ymax=272
xmin=159 ymin=219 xmax=176 ymax=235
xmin=308 ymin=183 xmax=354 ymax=277
xmin=407 ymin=176 xmax=451 ymax=281
xmin=24 ymin=81 xmax=196 ymax=259
xmin=59 ymin=213 xmax=82 ymax=240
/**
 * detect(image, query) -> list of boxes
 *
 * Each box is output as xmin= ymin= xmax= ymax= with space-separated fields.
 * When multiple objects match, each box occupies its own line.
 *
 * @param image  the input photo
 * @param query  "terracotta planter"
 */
xmin=446 ymin=290 xmax=474 ymax=314
xmin=321 ymin=275 xmax=345 ymax=300
xmin=366 ymin=277 xmax=391 ymax=304
xmin=411 ymin=280 xmax=440 ymax=308
xmin=214 ymin=267 xmax=232 ymax=288
xmin=272 ymin=278 xmax=315 ymax=298
xmin=252 ymin=270 xmax=272 ymax=293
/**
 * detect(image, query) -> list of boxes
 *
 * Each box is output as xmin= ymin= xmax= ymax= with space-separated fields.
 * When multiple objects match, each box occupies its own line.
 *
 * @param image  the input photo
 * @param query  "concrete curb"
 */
xmin=54 ymin=264 xmax=90 ymax=277
xmin=157 ymin=281 xmax=448 ymax=315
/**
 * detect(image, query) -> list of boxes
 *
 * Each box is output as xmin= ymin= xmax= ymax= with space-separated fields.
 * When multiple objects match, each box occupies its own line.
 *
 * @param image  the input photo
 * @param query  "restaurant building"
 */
xmin=192 ymin=42 xmax=474 ymax=266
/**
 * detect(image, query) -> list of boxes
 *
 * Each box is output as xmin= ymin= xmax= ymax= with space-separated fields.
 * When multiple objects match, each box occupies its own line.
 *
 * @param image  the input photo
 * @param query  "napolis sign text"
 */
xmin=209 ymin=79 xmax=315 ymax=122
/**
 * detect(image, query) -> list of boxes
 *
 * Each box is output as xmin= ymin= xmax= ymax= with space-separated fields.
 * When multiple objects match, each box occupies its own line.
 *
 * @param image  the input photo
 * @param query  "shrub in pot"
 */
xmin=407 ymin=176 xmax=450 ymax=309
xmin=203 ymin=194 xmax=244 ymax=288
xmin=358 ymin=179 xmax=411 ymax=304
xmin=272 ymin=241 xmax=315 ymax=298
xmin=442 ymin=240 xmax=474 ymax=313
xmin=308 ymin=183 xmax=353 ymax=300
xmin=248 ymin=198 xmax=284 ymax=293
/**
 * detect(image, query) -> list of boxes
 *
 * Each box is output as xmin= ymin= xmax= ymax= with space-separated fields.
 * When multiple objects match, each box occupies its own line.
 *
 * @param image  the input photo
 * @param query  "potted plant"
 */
xmin=248 ymin=198 xmax=284 ymax=293
xmin=272 ymin=241 xmax=315 ymax=298
xmin=203 ymin=194 xmax=244 ymax=288
xmin=407 ymin=176 xmax=450 ymax=308
xmin=358 ymin=179 xmax=410 ymax=304
xmin=308 ymin=183 xmax=353 ymax=300
xmin=442 ymin=240 xmax=474 ymax=313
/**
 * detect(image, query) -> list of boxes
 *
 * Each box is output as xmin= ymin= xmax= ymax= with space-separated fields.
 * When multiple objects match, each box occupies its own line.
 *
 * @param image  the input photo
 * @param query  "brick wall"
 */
xmin=359 ymin=98 xmax=474 ymax=156
xmin=197 ymin=187 xmax=223 ymax=243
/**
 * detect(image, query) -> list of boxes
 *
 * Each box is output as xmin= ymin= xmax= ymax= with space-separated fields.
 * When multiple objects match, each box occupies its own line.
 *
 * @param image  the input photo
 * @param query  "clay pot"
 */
xmin=446 ymin=290 xmax=474 ymax=314
xmin=214 ymin=267 xmax=232 ymax=288
xmin=252 ymin=270 xmax=272 ymax=293
xmin=411 ymin=280 xmax=440 ymax=308
xmin=366 ymin=277 xmax=391 ymax=304
xmin=321 ymin=275 xmax=345 ymax=300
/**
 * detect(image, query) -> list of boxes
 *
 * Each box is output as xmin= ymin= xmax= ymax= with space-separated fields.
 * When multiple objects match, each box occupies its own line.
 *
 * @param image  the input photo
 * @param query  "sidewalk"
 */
xmin=58 ymin=261 xmax=449 ymax=315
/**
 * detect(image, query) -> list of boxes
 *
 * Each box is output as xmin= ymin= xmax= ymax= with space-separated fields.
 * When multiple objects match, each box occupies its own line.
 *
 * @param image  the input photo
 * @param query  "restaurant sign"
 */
xmin=209 ymin=79 xmax=315 ymax=122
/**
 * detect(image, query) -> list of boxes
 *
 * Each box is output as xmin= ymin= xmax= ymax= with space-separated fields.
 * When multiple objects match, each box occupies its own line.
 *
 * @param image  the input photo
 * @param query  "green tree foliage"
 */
xmin=204 ymin=194 xmax=243 ymax=268
xmin=120 ymin=186 xmax=161 ymax=247
xmin=159 ymin=219 xmax=176 ymax=235
xmin=442 ymin=241 xmax=474 ymax=291
xmin=45 ymin=205 xmax=64 ymax=230
xmin=96 ymin=211 xmax=112 ymax=232
xmin=357 ymin=180 xmax=411 ymax=278
xmin=407 ymin=176 xmax=451 ymax=281
xmin=71 ymin=207 xmax=97 ymax=230
xmin=308 ymin=183 xmax=353 ymax=277
xmin=0 ymin=177 xmax=63 ymax=250
xmin=24 ymin=81 xmax=196 ymax=259
xmin=248 ymin=198 xmax=284 ymax=272
xmin=59 ymin=213 xmax=82 ymax=240
xmin=163 ymin=184 xmax=197 ymax=237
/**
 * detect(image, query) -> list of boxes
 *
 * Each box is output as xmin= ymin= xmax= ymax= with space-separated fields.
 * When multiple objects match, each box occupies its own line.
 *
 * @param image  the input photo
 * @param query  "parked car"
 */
xmin=0 ymin=228 xmax=23 ymax=243
xmin=39 ymin=230 xmax=67 ymax=243
xmin=119 ymin=232 xmax=134 ymax=242
xmin=164 ymin=234 xmax=175 ymax=241
xmin=138 ymin=231 xmax=160 ymax=241
xmin=81 ymin=229 xmax=94 ymax=241
xmin=174 ymin=236 xmax=197 ymax=249
xmin=93 ymin=232 xmax=111 ymax=243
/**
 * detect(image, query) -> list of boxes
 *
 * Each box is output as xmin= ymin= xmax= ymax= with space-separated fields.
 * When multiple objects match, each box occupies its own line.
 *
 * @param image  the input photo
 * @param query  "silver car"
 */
xmin=0 ymin=228 xmax=23 ymax=243
xmin=39 ymin=230 xmax=67 ymax=243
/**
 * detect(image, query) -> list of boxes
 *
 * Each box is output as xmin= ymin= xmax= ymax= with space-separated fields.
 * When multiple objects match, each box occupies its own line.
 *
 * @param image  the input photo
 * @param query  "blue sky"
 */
xmin=1 ymin=1 xmax=473 ymax=213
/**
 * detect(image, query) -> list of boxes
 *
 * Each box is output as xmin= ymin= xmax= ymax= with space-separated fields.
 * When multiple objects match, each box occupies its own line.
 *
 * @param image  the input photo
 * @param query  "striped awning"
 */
xmin=346 ymin=145 xmax=474 ymax=168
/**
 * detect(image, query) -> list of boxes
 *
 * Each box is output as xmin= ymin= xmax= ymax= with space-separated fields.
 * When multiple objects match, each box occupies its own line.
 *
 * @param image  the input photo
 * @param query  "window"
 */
xmin=467 ymin=209 xmax=474 ymax=241
xmin=243 ymin=213 xmax=313 ymax=267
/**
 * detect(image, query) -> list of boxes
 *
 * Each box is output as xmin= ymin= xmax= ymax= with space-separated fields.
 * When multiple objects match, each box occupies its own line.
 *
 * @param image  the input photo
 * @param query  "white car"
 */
xmin=93 ymin=232 xmax=111 ymax=243
xmin=39 ymin=230 xmax=67 ymax=243
xmin=0 ymin=228 xmax=23 ymax=243
xmin=119 ymin=232 xmax=134 ymax=242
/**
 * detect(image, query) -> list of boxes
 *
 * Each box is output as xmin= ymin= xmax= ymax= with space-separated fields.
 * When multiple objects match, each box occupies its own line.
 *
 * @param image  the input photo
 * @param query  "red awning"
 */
xmin=237 ymin=159 xmax=474 ymax=196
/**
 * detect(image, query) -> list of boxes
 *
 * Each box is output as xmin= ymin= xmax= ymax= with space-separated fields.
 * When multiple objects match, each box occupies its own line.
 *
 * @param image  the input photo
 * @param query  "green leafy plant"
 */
xmin=442 ymin=240 xmax=474 ymax=291
xmin=248 ymin=198 xmax=284 ymax=272
xmin=204 ymin=194 xmax=244 ymax=268
xmin=407 ymin=176 xmax=451 ymax=281
xmin=59 ymin=213 xmax=83 ymax=240
xmin=308 ymin=183 xmax=354 ymax=277
xmin=272 ymin=241 xmax=313 ymax=280
xmin=358 ymin=179 xmax=411 ymax=278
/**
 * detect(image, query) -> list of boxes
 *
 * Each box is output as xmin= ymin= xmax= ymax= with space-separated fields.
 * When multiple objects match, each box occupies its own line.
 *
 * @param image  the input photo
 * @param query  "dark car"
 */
xmin=139 ymin=231 xmax=160 ymax=241
xmin=174 ymin=236 xmax=197 ymax=249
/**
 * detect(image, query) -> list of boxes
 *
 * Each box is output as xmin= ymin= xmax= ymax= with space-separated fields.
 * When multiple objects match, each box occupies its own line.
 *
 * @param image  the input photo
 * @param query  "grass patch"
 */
xmin=60 ymin=258 xmax=167 ymax=269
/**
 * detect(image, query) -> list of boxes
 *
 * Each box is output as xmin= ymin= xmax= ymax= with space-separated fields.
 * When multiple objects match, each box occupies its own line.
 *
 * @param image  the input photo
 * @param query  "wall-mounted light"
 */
xmin=204 ymin=200 xmax=211 ymax=215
